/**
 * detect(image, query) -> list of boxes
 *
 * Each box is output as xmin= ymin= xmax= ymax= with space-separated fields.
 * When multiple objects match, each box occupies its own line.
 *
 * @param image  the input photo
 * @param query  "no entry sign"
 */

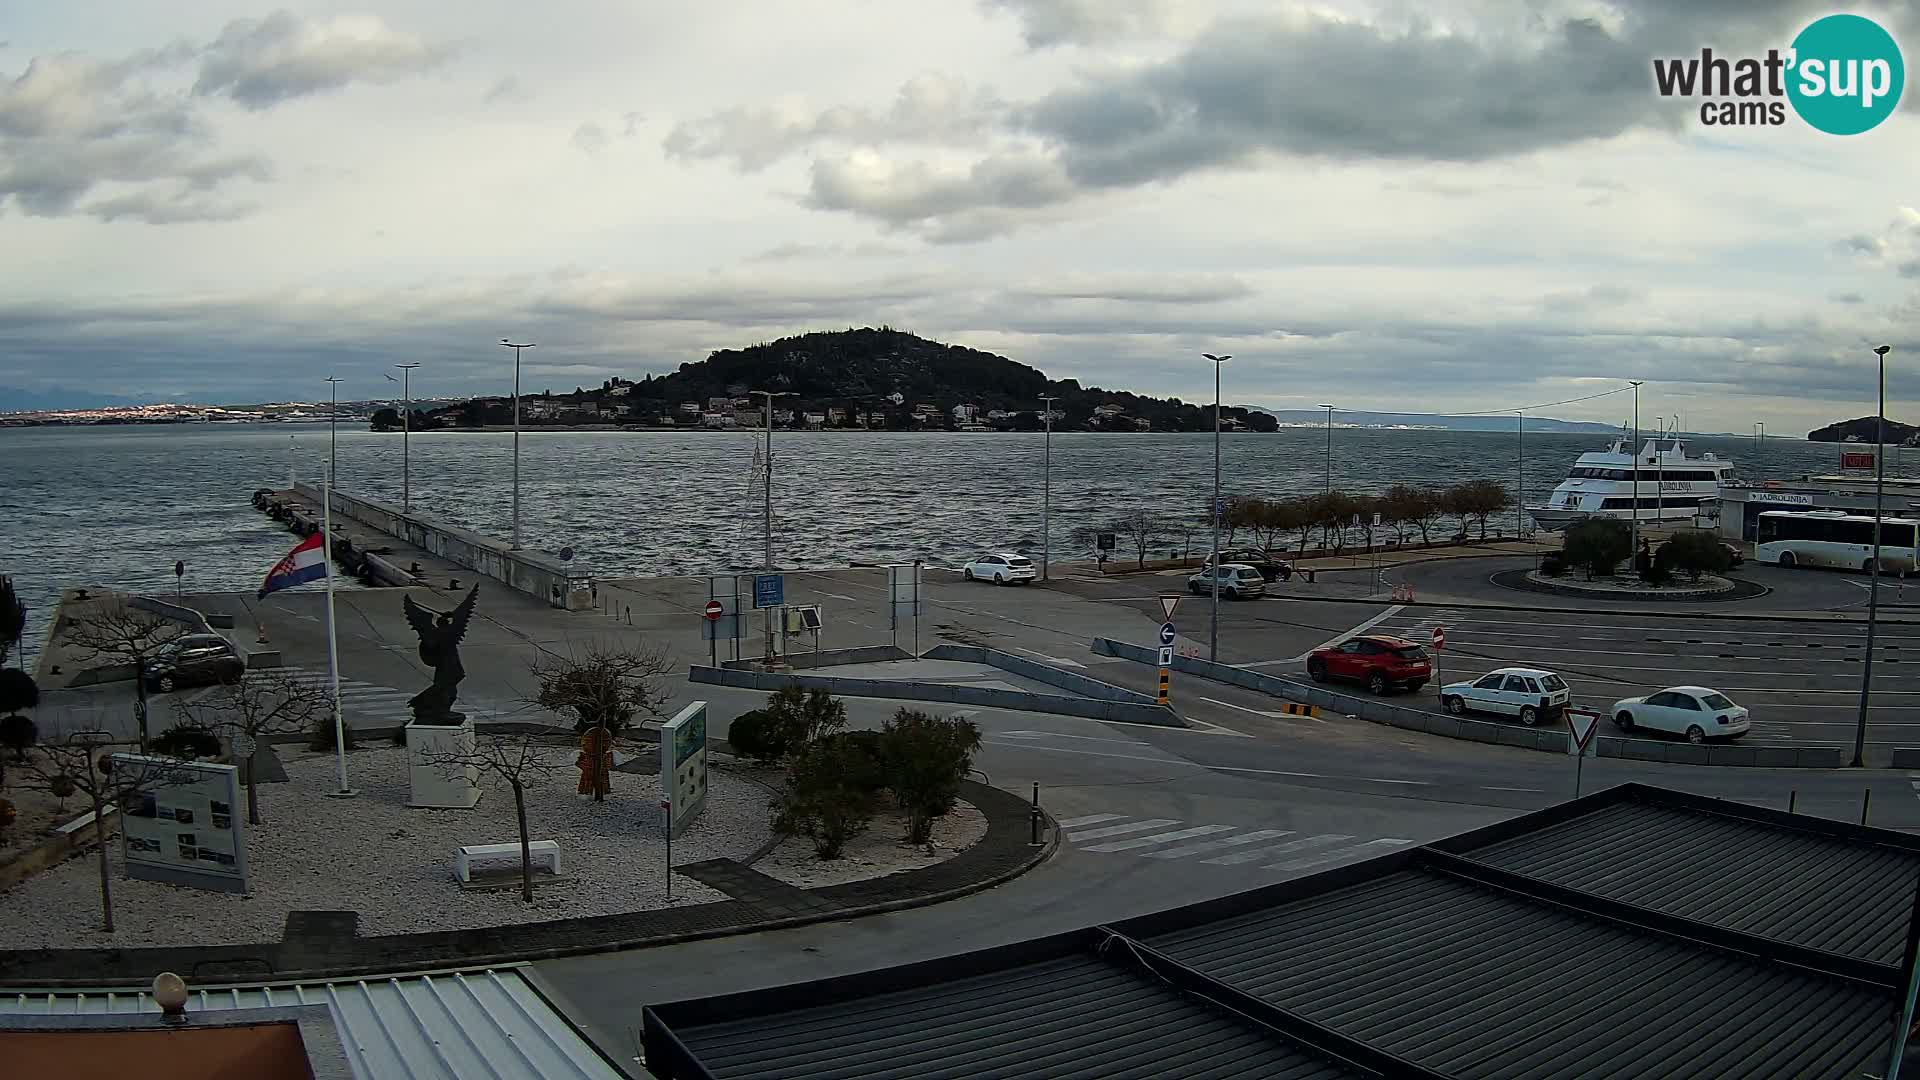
xmin=704 ymin=600 xmax=723 ymax=621
xmin=1431 ymin=626 xmax=1445 ymax=651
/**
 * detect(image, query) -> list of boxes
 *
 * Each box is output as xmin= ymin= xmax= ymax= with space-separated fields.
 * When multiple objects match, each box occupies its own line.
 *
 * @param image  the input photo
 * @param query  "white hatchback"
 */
xmin=963 ymin=553 xmax=1037 ymax=584
xmin=1440 ymin=667 xmax=1571 ymax=726
xmin=1611 ymin=686 xmax=1750 ymax=743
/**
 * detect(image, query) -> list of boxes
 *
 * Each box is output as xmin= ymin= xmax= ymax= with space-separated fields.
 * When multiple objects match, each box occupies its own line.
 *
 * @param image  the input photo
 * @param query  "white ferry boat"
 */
xmin=1527 ymin=434 xmax=1734 ymax=530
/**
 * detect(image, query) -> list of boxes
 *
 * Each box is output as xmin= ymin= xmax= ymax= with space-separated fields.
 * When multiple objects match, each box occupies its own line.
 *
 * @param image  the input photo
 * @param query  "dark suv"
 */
xmin=1203 ymin=549 xmax=1294 ymax=582
xmin=143 ymin=634 xmax=246 ymax=693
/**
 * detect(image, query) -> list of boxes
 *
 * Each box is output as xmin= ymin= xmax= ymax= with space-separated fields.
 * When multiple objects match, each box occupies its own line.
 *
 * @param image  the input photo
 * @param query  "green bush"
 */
xmin=0 ymin=712 xmax=36 ymax=762
xmin=881 ymin=709 xmax=984 ymax=845
xmin=1642 ymin=557 xmax=1673 ymax=586
xmin=816 ymin=729 xmax=887 ymax=795
xmin=774 ymin=736 xmax=879 ymax=858
xmin=737 ymin=687 xmax=850 ymax=765
xmin=0 ymin=668 xmax=37 ymax=719
xmin=1660 ymin=529 xmax=1732 ymax=583
xmin=1562 ymin=518 xmax=1632 ymax=579
xmin=310 ymin=713 xmax=359 ymax=752
xmin=727 ymin=708 xmax=782 ymax=764
xmin=153 ymin=722 xmax=222 ymax=760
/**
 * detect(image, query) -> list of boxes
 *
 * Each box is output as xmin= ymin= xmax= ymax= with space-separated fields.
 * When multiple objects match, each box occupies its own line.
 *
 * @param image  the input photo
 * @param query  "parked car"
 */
xmin=1202 ymin=549 xmax=1294 ymax=582
xmin=1722 ymin=542 xmax=1745 ymax=567
xmin=143 ymin=634 xmax=246 ymax=693
xmin=1306 ymin=635 xmax=1431 ymax=695
xmin=1440 ymin=667 xmax=1571 ymax=726
xmin=962 ymin=553 xmax=1037 ymax=585
xmin=1611 ymin=686 xmax=1750 ymax=743
xmin=1187 ymin=564 xmax=1268 ymax=600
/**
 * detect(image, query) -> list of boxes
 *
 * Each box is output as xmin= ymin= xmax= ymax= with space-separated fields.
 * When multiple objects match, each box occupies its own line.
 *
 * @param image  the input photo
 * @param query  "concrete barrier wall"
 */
xmin=923 ymin=645 xmax=1159 ymax=706
xmin=687 ymin=665 xmax=1187 ymax=727
xmin=295 ymin=483 xmax=589 ymax=610
xmin=721 ymin=645 xmax=911 ymax=671
xmin=1090 ymin=637 xmax=1846 ymax=768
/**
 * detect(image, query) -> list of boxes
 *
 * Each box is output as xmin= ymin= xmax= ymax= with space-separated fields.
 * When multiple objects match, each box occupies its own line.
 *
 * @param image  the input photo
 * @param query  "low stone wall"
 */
xmin=689 ymin=660 xmax=1186 ymax=728
xmin=294 ymin=483 xmax=591 ymax=610
xmin=0 ymin=809 xmax=117 ymax=894
xmin=721 ymin=645 xmax=912 ymax=671
xmin=1090 ymin=637 xmax=1847 ymax=768
xmin=922 ymin=644 xmax=1162 ymax=707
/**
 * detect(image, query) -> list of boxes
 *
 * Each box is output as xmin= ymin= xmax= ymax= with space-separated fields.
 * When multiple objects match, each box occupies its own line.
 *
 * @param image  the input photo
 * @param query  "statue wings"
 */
xmin=402 ymin=593 xmax=439 ymax=644
xmin=444 ymin=585 xmax=478 ymax=647
xmin=402 ymin=586 xmax=479 ymax=650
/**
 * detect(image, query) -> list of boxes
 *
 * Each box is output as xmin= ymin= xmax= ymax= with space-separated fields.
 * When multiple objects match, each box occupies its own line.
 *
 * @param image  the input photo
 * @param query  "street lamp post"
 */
xmin=1516 ymin=409 xmax=1526 ymax=539
xmin=1856 ymin=344 xmax=1894 ymax=768
xmin=1204 ymin=354 xmax=1231 ymax=662
xmin=1629 ymin=381 xmax=1643 ymax=571
xmin=753 ymin=390 xmax=796 ymax=666
xmin=324 ymin=376 xmax=343 ymax=485
xmin=1039 ymin=394 xmax=1059 ymax=582
xmin=1318 ymin=404 xmax=1335 ymax=493
xmin=396 ymin=362 xmax=420 ymax=513
xmin=1655 ymin=416 xmax=1665 ymax=528
xmin=499 ymin=340 xmax=535 ymax=549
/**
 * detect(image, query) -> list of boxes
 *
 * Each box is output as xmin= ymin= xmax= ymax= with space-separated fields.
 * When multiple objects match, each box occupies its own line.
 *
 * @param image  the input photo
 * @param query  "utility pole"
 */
xmin=1039 ymin=394 xmax=1059 ymax=582
xmin=1629 ymin=381 xmax=1643 ymax=571
xmin=1204 ymin=353 xmax=1231 ymax=662
xmin=499 ymin=340 xmax=535 ymax=549
xmin=753 ymin=390 xmax=794 ymax=666
xmin=1318 ymin=403 xmax=1335 ymax=492
xmin=325 ymin=376 xmax=342 ymax=485
xmin=1857 ymin=345 xmax=1894 ymax=768
xmin=1516 ymin=409 xmax=1526 ymax=539
xmin=396 ymin=362 xmax=420 ymax=512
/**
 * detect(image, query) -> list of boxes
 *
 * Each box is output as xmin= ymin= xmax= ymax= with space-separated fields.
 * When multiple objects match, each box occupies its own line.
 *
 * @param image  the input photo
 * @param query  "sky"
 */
xmin=2 ymin=0 xmax=1919 ymax=432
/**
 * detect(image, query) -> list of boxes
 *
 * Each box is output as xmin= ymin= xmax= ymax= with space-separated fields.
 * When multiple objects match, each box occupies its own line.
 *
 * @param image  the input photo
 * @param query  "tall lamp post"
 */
xmin=499 ymin=340 xmax=535 ymax=549
xmin=753 ymin=390 xmax=796 ymax=665
xmin=1204 ymin=354 xmax=1231 ymax=662
xmin=1629 ymin=381 xmax=1643 ymax=570
xmin=1317 ymin=404 xmax=1335 ymax=492
xmin=396 ymin=362 xmax=420 ymax=512
xmin=324 ymin=376 xmax=343 ymax=485
xmin=1855 ymin=344 xmax=1894 ymax=768
xmin=1516 ymin=409 xmax=1526 ymax=539
xmin=1039 ymin=394 xmax=1059 ymax=582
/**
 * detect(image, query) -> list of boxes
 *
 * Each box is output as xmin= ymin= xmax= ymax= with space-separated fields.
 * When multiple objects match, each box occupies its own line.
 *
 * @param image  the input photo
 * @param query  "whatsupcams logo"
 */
xmin=1652 ymin=13 xmax=1904 ymax=133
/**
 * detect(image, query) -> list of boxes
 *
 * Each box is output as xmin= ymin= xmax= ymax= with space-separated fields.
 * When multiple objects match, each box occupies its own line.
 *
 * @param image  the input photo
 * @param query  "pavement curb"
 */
xmin=1242 ymin=588 xmax=1920 ymax=625
xmin=0 ymin=781 xmax=1056 ymax=989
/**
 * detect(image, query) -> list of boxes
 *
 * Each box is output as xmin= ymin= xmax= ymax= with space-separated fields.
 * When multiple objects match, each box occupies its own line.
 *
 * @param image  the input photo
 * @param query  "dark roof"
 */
xmin=642 ymin=784 xmax=1920 ymax=1080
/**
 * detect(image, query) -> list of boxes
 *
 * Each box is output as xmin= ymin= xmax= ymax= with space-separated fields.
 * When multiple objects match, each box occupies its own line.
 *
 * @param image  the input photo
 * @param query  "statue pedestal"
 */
xmin=407 ymin=719 xmax=481 ymax=809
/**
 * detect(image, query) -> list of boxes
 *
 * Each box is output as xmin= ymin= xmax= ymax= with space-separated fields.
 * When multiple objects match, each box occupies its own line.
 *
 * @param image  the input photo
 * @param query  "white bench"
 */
xmin=454 ymin=841 xmax=561 ymax=882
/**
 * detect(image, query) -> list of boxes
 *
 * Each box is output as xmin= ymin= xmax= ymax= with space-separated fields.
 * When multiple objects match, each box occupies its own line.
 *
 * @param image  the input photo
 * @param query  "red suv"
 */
xmin=1306 ymin=635 xmax=1432 ymax=695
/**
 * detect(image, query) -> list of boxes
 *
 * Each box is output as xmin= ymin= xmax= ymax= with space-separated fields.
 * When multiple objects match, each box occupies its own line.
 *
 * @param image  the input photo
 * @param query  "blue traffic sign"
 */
xmin=753 ymin=574 xmax=785 ymax=609
xmin=1159 ymin=622 xmax=1177 ymax=647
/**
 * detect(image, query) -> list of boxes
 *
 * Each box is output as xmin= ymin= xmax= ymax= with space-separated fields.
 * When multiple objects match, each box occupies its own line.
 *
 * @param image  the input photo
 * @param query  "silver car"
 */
xmin=1187 ymin=564 xmax=1267 ymax=599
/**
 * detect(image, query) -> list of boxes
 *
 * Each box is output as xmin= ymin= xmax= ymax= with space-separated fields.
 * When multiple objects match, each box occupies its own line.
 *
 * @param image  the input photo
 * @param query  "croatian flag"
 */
xmin=258 ymin=532 xmax=328 ymax=598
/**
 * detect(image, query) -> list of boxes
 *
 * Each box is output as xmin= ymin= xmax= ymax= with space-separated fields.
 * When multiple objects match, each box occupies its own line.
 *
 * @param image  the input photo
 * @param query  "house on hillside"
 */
xmin=827 ymin=407 xmax=849 ymax=425
xmin=701 ymin=411 xmax=735 ymax=428
xmin=608 ymin=384 xmax=631 ymax=397
xmin=1131 ymin=417 xmax=1152 ymax=431
xmin=677 ymin=401 xmax=701 ymax=416
xmin=1093 ymin=404 xmax=1125 ymax=419
xmin=952 ymin=404 xmax=979 ymax=423
xmin=802 ymin=412 xmax=827 ymax=428
xmin=707 ymin=396 xmax=733 ymax=413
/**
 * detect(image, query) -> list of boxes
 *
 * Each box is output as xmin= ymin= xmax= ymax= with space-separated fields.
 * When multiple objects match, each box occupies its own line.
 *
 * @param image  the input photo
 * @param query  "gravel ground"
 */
xmin=1 ymin=757 xmax=71 ymax=863
xmin=0 ymin=745 xmax=779 ymax=948
xmin=756 ymin=799 xmax=987 ymax=889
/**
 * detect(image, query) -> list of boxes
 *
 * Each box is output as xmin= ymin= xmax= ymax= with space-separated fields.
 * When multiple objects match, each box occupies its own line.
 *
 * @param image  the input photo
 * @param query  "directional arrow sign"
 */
xmin=1159 ymin=622 xmax=1177 ymax=647
xmin=1159 ymin=595 xmax=1180 ymax=621
xmin=1567 ymin=709 xmax=1600 ymax=757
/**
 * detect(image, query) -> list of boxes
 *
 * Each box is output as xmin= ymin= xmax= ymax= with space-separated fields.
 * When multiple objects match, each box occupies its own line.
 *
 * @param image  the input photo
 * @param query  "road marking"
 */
xmin=980 ymin=739 xmax=1431 ymax=788
xmin=1203 ymin=834 xmax=1353 ymax=866
xmin=1482 ymin=786 xmax=1546 ymax=793
xmin=1067 ymin=818 xmax=1181 ymax=841
xmin=1056 ymin=813 xmax=1126 ymax=828
xmin=1286 ymin=605 xmax=1406 ymax=662
xmin=1145 ymin=829 xmax=1296 ymax=859
xmin=1011 ymin=646 xmax=1087 ymax=669
xmin=1373 ymin=612 xmax=1920 ymax=644
xmin=1083 ymin=824 xmax=1238 ymax=852
xmin=1266 ymin=838 xmax=1415 ymax=873
xmin=817 ymin=592 xmax=860 ymax=602
xmin=1200 ymin=696 xmax=1325 ymax=723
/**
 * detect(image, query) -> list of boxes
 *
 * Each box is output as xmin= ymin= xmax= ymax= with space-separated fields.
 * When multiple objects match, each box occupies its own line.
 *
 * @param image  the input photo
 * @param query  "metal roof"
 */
xmin=1 ymin=967 xmax=623 ymax=1080
xmin=643 ymin=783 xmax=1920 ymax=1080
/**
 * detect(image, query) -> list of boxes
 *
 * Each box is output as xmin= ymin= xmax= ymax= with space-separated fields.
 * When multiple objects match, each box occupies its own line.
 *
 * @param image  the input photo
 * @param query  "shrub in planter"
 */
xmin=773 ymin=736 xmax=879 ymax=858
xmin=0 ymin=668 xmax=37 ymax=723
xmin=881 ymin=709 xmax=984 ymax=845
xmin=726 ymin=708 xmax=782 ymax=764
xmin=310 ymin=712 xmax=359 ymax=752
xmin=815 ymin=729 xmax=887 ymax=795
xmin=1661 ymin=529 xmax=1732 ymax=583
xmin=152 ymin=722 xmax=222 ymax=760
xmin=1642 ymin=557 xmax=1673 ymax=586
xmin=0 ymin=712 xmax=36 ymax=761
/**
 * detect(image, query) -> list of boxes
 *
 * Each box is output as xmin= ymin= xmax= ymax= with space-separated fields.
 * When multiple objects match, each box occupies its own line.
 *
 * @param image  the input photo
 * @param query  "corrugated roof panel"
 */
xmin=1146 ymin=869 xmax=1890 ymax=1080
xmin=1460 ymin=802 xmax=1920 ymax=964
xmin=0 ymin=969 xmax=620 ymax=1080
xmin=672 ymin=953 xmax=1362 ymax=1080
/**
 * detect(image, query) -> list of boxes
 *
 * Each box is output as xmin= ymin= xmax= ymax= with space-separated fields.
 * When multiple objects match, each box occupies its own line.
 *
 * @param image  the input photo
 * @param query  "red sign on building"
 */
xmin=1842 ymin=451 xmax=1877 ymax=470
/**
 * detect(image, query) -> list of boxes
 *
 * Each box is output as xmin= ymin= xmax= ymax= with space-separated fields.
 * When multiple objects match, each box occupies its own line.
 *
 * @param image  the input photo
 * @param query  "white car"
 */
xmin=1440 ymin=667 xmax=1571 ymax=726
xmin=1187 ymin=564 xmax=1267 ymax=600
xmin=962 ymin=553 xmax=1037 ymax=585
xmin=1611 ymin=686 xmax=1750 ymax=743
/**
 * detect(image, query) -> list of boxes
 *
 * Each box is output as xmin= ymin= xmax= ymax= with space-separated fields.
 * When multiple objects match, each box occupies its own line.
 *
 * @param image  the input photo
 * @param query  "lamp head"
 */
xmin=153 ymin=972 xmax=189 ymax=1018
xmin=1876 ymin=345 xmax=1893 ymax=357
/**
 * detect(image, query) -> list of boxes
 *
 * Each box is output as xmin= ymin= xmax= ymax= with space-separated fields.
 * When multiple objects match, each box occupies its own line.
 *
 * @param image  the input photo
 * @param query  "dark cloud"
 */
xmin=978 ymin=0 xmax=1175 ymax=49
xmin=1840 ymin=234 xmax=1888 ymax=256
xmin=193 ymin=11 xmax=452 ymax=110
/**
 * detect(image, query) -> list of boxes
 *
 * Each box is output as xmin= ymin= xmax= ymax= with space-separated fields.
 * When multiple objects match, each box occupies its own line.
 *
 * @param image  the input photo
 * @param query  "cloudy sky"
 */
xmin=2 ymin=0 xmax=1917 ymax=431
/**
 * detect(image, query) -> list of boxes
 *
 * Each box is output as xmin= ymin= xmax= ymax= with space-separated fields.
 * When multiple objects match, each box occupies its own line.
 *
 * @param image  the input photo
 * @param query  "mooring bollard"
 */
xmin=1029 ymin=782 xmax=1043 ymax=846
xmin=1788 ymin=789 xmax=1797 ymax=814
xmin=1862 ymin=788 xmax=1872 ymax=826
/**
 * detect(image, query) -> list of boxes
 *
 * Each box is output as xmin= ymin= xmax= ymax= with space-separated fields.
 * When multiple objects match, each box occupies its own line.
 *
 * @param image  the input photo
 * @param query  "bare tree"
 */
xmin=419 ymin=731 xmax=567 ymax=902
xmin=529 ymin=641 xmax=674 ymax=803
xmin=62 ymin=599 xmax=190 ymax=752
xmin=21 ymin=730 xmax=194 ymax=932
xmin=171 ymin=669 xmax=327 ymax=826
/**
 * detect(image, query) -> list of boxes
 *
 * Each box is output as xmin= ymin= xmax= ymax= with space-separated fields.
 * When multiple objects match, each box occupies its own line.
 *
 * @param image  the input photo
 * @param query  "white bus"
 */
xmin=1755 ymin=510 xmax=1919 ymax=572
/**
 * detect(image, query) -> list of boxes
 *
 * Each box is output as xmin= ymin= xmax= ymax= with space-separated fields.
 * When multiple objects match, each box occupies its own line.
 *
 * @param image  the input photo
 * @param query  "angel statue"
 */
xmin=403 ymin=586 xmax=478 ymax=725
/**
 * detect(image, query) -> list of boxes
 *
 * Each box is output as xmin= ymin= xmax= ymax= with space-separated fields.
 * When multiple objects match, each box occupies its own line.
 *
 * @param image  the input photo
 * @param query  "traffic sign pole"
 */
xmin=1157 ymin=619 xmax=1176 ymax=705
xmin=1431 ymin=625 xmax=1445 ymax=695
xmin=1566 ymin=708 xmax=1601 ymax=797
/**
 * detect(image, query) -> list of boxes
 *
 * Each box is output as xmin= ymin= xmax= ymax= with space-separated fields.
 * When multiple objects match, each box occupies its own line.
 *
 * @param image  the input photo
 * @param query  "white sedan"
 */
xmin=1439 ymin=667 xmax=1571 ymax=726
xmin=962 ymin=553 xmax=1037 ymax=585
xmin=1610 ymin=686 xmax=1750 ymax=743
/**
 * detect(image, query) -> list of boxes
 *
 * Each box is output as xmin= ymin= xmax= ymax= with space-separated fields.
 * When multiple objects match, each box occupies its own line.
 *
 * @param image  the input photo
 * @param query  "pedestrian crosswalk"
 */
xmin=1058 ymin=813 xmax=1415 ymax=872
xmin=233 ymin=667 xmax=521 ymax=723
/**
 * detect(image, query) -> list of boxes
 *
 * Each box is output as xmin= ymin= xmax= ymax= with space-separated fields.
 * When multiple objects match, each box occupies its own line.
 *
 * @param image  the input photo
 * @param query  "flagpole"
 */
xmin=322 ymin=460 xmax=354 ymax=797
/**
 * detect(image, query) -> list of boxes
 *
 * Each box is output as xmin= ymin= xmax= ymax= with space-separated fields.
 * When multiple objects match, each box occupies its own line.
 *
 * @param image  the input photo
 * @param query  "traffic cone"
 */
xmin=257 ymin=623 xmax=270 ymax=644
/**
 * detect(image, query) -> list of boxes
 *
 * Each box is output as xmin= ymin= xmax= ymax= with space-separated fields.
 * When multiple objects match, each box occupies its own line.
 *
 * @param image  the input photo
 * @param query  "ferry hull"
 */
xmin=1526 ymin=505 xmax=1708 ymax=530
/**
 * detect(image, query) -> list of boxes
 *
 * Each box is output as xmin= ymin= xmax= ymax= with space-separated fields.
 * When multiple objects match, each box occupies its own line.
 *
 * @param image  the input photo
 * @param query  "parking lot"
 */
xmin=1345 ymin=606 xmax=1920 ymax=749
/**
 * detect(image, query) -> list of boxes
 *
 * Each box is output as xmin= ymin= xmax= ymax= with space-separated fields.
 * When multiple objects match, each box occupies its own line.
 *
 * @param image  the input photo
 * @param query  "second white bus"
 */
xmin=1755 ymin=510 xmax=1920 ymax=572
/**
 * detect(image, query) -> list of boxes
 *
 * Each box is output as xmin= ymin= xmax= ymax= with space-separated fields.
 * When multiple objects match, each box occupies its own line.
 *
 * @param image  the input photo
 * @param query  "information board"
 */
xmin=661 ymin=702 xmax=709 ymax=839
xmin=114 ymin=754 xmax=251 ymax=894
